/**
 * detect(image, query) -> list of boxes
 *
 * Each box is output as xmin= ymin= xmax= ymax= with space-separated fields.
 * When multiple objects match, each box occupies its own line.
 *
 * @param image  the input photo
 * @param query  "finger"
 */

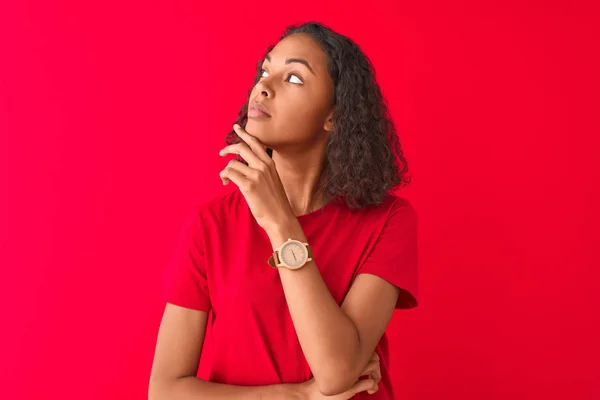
xmin=367 ymin=380 xmax=380 ymax=395
xmin=365 ymin=352 xmax=379 ymax=371
xmin=220 ymin=141 xmax=264 ymax=170
xmin=232 ymin=124 xmax=271 ymax=164
xmin=372 ymin=368 xmax=381 ymax=382
xmin=348 ymin=378 xmax=376 ymax=397
xmin=360 ymin=359 xmax=379 ymax=377
xmin=219 ymin=165 xmax=247 ymax=187
xmin=369 ymin=369 xmax=381 ymax=384
xmin=371 ymin=352 xmax=380 ymax=363
xmin=368 ymin=359 xmax=381 ymax=382
xmin=223 ymin=159 xmax=258 ymax=181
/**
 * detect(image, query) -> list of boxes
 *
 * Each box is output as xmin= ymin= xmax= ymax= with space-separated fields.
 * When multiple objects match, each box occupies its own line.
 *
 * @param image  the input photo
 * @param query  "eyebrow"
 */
xmin=264 ymin=54 xmax=316 ymax=76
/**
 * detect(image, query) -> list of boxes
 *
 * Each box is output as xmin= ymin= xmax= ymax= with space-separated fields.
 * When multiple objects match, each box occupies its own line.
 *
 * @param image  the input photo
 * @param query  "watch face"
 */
xmin=280 ymin=240 xmax=308 ymax=268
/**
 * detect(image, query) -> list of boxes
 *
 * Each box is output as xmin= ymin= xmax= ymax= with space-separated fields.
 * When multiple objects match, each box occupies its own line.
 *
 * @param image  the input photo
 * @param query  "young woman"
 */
xmin=149 ymin=22 xmax=419 ymax=400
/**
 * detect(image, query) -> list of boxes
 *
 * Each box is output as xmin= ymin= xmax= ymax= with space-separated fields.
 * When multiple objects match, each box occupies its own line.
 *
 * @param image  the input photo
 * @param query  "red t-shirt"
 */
xmin=163 ymin=188 xmax=419 ymax=399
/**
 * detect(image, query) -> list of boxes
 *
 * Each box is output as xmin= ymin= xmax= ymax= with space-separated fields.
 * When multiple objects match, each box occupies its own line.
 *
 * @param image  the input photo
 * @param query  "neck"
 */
xmin=271 ymin=145 xmax=328 ymax=217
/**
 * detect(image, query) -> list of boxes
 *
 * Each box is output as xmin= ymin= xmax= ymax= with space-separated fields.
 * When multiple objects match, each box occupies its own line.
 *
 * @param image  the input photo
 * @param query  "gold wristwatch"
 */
xmin=268 ymin=238 xmax=313 ymax=270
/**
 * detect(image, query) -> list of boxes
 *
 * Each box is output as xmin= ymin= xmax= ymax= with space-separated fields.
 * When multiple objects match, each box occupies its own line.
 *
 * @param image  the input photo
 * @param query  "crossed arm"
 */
xmin=266 ymin=218 xmax=400 ymax=395
xmin=149 ymin=218 xmax=401 ymax=399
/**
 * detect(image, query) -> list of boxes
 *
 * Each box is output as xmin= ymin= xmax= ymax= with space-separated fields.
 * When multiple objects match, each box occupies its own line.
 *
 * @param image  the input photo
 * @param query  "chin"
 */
xmin=245 ymin=120 xmax=267 ymax=140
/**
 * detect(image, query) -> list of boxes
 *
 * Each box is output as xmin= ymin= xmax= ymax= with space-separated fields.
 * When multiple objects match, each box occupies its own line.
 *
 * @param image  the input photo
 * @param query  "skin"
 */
xmin=244 ymin=32 xmax=336 ymax=216
xmin=149 ymin=33 xmax=400 ymax=399
xmin=149 ymin=304 xmax=381 ymax=400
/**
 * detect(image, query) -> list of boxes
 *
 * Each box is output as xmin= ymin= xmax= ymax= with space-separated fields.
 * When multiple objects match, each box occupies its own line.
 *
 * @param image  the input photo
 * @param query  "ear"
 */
xmin=323 ymin=109 xmax=335 ymax=133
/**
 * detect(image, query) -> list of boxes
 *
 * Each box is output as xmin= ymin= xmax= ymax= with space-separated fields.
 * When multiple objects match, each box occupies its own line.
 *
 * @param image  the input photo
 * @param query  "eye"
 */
xmin=259 ymin=69 xmax=304 ymax=85
xmin=286 ymin=73 xmax=303 ymax=85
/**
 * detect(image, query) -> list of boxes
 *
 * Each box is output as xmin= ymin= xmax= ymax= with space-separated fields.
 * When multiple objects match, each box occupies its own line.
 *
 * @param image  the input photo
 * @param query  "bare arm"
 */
xmin=267 ymin=221 xmax=400 ymax=396
xmin=148 ymin=303 xmax=302 ymax=400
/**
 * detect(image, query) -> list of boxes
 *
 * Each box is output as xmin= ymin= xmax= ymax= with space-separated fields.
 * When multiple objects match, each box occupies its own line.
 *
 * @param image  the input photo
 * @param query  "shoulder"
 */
xmin=191 ymin=189 xmax=243 ymax=220
xmin=360 ymin=192 xmax=417 ymax=221
xmin=388 ymin=194 xmax=418 ymax=218
xmin=176 ymin=190 xmax=242 ymax=246
xmin=341 ymin=193 xmax=417 ymax=229
xmin=357 ymin=194 xmax=418 ymax=240
xmin=382 ymin=195 xmax=418 ymax=234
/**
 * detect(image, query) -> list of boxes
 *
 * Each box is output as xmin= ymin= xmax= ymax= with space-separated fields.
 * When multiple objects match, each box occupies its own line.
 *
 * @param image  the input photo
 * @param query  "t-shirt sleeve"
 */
xmin=355 ymin=198 xmax=419 ymax=309
xmin=161 ymin=207 xmax=211 ymax=312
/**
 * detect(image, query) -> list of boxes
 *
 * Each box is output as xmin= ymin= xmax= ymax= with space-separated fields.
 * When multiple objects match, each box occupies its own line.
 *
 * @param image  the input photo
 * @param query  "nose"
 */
xmin=255 ymin=79 xmax=273 ymax=98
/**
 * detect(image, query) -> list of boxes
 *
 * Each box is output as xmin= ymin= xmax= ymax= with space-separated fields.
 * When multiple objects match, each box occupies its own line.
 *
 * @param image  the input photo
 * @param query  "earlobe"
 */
xmin=323 ymin=114 xmax=335 ymax=133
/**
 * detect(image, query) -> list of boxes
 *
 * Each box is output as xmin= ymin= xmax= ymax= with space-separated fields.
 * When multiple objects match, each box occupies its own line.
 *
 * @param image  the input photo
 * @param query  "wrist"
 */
xmin=266 ymin=217 xmax=305 ymax=250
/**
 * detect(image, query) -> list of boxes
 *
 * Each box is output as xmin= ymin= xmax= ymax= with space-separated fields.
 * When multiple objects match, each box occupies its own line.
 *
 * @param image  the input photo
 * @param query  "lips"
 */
xmin=248 ymin=102 xmax=271 ymax=118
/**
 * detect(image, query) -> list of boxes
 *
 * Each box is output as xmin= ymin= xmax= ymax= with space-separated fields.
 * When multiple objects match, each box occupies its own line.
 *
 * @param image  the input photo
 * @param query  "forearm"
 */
xmin=149 ymin=376 xmax=302 ymax=400
xmin=266 ymin=219 xmax=362 ymax=393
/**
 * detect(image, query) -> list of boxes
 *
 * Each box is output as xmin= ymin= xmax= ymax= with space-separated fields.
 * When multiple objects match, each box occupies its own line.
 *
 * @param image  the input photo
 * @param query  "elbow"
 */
xmin=313 ymin=336 xmax=363 ymax=395
xmin=314 ymin=361 xmax=358 ymax=396
xmin=148 ymin=377 xmax=164 ymax=400
xmin=148 ymin=380 xmax=159 ymax=400
xmin=317 ymin=376 xmax=357 ymax=397
xmin=318 ymin=383 xmax=352 ymax=397
xmin=148 ymin=376 xmax=175 ymax=400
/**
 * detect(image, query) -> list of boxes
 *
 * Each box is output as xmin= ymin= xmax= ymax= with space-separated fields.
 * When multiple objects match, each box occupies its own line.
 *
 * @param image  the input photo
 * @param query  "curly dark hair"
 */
xmin=224 ymin=21 xmax=411 ymax=210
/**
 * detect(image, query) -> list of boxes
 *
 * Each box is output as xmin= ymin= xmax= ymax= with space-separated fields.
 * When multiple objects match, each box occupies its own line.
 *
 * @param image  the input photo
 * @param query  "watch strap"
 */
xmin=268 ymin=242 xmax=313 ymax=268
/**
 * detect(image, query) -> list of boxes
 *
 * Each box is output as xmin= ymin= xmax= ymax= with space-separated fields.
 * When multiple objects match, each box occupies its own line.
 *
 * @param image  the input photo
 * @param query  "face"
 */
xmin=244 ymin=33 xmax=335 ymax=150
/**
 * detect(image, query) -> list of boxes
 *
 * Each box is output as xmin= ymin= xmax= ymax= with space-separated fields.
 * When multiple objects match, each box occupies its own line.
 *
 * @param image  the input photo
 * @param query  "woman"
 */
xmin=149 ymin=21 xmax=418 ymax=400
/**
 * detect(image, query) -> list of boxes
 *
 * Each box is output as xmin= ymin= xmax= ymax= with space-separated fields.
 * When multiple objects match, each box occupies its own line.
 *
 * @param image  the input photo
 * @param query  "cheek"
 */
xmin=285 ymin=98 xmax=326 ymax=129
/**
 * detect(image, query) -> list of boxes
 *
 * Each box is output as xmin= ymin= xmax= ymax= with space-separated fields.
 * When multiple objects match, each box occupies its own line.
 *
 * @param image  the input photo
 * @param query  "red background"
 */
xmin=1 ymin=1 xmax=598 ymax=399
